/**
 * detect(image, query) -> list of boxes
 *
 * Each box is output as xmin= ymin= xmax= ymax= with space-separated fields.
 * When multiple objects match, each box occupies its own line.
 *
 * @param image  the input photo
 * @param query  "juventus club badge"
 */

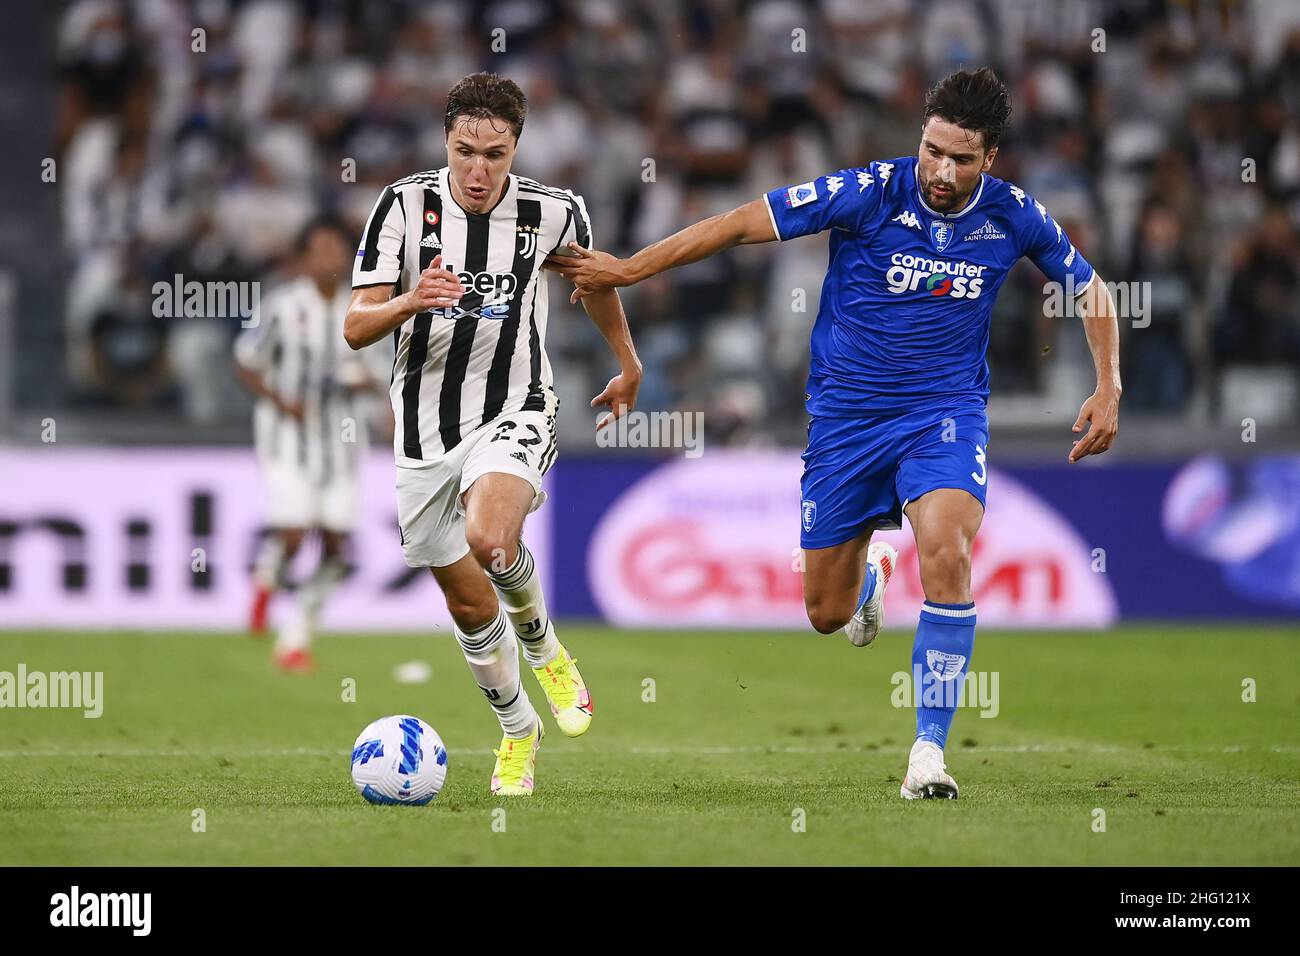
xmin=516 ymin=225 xmax=539 ymax=257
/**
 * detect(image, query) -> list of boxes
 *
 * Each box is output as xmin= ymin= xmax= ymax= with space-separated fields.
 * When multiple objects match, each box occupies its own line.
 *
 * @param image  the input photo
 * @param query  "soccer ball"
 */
xmin=350 ymin=715 xmax=447 ymax=806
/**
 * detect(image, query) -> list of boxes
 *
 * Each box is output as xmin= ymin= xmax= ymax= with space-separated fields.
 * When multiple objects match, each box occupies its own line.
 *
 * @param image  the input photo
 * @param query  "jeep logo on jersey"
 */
xmin=430 ymin=266 xmax=517 ymax=320
xmin=441 ymin=267 xmax=518 ymax=301
xmin=885 ymin=253 xmax=987 ymax=299
xmin=930 ymin=219 xmax=954 ymax=252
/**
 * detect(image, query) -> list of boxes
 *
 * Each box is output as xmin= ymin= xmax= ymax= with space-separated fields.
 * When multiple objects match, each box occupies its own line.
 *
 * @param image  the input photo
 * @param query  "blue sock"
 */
xmin=912 ymin=601 xmax=976 ymax=749
xmin=856 ymin=562 xmax=878 ymax=609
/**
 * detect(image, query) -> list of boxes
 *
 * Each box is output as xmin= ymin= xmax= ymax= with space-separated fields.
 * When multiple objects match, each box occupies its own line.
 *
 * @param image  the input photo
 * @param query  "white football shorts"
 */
xmin=395 ymin=409 xmax=556 ymax=568
xmin=263 ymin=464 xmax=359 ymax=533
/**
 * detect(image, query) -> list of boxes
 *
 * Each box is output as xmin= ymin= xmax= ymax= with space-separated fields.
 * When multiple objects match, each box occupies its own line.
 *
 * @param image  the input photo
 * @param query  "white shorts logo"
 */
xmin=972 ymin=444 xmax=987 ymax=486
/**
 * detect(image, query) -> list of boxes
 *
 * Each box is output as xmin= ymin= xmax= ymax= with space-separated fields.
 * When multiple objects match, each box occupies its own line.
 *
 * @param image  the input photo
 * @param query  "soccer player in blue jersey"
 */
xmin=546 ymin=68 xmax=1121 ymax=799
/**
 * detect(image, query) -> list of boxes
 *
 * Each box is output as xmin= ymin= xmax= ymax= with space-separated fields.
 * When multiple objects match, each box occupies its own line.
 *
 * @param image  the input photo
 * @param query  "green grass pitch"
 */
xmin=1 ymin=626 xmax=1297 ymax=866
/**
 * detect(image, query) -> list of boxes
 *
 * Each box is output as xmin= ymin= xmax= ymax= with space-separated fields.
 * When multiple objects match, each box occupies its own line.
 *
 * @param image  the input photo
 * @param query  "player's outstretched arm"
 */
xmin=231 ymin=359 xmax=304 ymax=420
xmin=580 ymin=288 xmax=643 ymax=431
xmin=343 ymin=255 xmax=465 ymax=350
xmin=543 ymin=197 xmax=777 ymax=304
xmin=1069 ymin=273 xmax=1121 ymax=463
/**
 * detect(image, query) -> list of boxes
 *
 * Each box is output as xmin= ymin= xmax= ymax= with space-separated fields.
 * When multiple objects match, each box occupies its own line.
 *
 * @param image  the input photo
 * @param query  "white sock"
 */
xmin=299 ymin=554 xmax=347 ymax=617
xmin=486 ymin=542 xmax=561 ymax=668
xmin=453 ymin=608 xmax=539 ymax=738
xmin=275 ymin=604 xmax=312 ymax=654
xmin=254 ymin=534 xmax=289 ymax=590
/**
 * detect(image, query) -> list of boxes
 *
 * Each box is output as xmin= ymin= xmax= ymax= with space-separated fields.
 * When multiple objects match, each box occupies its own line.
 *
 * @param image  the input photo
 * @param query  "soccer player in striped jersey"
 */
xmin=548 ymin=68 xmax=1122 ymax=800
xmin=234 ymin=216 xmax=386 ymax=672
xmin=345 ymin=73 xmax=642 ymax=796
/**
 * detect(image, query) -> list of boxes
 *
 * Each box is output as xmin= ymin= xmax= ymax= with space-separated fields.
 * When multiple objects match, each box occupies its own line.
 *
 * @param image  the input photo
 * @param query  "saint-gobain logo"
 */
xmin=801 ymin=499 xmax=817 ymax=532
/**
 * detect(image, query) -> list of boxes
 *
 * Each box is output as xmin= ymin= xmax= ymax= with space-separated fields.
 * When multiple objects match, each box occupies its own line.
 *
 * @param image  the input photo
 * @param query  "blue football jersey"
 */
xmin=764 ymin=157 xmax=1095 ymax=416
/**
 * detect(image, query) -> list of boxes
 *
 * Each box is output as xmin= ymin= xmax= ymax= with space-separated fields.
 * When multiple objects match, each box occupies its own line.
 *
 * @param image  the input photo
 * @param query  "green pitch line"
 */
xmin=0 ymin=626 xmax=1296 ymax=866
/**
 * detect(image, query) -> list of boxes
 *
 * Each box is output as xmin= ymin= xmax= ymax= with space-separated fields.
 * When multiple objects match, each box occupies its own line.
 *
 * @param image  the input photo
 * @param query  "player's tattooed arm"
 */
xmin=581 ymin=288 xmax=643 ymax=431
xmin=343 ymin=255 xmax=465 ymax=350
xmin=1069 ymin=273 xmax=1121 ymax=463
xmin=544 ymin=198 xmax=776 ymax=304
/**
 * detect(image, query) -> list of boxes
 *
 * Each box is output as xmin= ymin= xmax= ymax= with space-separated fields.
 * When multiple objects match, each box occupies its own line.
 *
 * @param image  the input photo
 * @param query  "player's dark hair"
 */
xmin=923 ymin=67 xmax=1012 ymax=151
xmin=444 ymin=72 xmax=527 ymax=140
xmin=294 ymin=213 xmax=353 ymax=253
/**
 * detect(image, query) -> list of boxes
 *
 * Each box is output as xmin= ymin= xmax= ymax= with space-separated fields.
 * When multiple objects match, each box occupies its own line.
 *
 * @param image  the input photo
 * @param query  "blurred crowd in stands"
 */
xmin=55 ymin=0 xmax=1300 ymax=445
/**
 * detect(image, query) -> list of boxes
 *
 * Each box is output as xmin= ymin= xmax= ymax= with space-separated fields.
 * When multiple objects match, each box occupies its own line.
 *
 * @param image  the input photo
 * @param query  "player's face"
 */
xmin=917 ymin=117 xmax=997 ymax=214
xmin=446 ymin=115 xmax=517 ymax=214
xmin=303 ymin=228 xmax=351 ymax=286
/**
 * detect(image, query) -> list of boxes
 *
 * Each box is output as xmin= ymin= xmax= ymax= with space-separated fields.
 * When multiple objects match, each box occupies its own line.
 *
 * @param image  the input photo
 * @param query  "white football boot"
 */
xmin=900 ymin=739 xmax=960 ymax=800
xmin=844 ymin=542 xmax=898 ymax=648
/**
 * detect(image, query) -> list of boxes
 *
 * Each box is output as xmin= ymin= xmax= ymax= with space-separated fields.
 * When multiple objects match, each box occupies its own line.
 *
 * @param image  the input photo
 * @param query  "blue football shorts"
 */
xmin=799 ymin=405 xmax=989 ymax=550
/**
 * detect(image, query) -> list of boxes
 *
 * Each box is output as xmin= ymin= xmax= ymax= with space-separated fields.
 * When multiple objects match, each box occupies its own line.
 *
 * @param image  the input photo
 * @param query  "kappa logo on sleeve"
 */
xmin=784 ymin=182 xmax=818 ymax=208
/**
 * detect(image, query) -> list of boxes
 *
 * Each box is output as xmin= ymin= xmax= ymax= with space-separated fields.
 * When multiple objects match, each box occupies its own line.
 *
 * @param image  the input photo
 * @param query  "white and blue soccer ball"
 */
xmin=350 ymin=715 xmax=447 ymax=806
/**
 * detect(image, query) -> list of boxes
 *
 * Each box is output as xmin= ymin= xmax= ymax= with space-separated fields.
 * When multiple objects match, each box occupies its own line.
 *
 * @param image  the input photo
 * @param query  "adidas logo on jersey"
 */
xmin=962 ymin=219 xmax=1006 ymax=242
xmin=892 ymin=211 xmax=922 ymax=229
xmin=420 ymin=233 xmax=442 ymax=249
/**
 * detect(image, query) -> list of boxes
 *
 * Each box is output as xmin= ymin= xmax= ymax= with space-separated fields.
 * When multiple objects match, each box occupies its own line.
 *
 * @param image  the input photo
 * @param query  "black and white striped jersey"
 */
xmin=234 ymin=276 xmax=379 ymax=484
xmin=353 ymin=166 xmax=591 ymax=463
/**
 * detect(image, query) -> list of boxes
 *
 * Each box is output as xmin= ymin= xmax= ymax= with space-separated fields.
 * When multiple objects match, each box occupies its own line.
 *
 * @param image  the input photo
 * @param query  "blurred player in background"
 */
xmin=345 ymin=73 xmax=641 ymax=796
xmin=234 ymin=216 xmax=386 ymax=673
xmin=548 ymin=68 xmax=1121 ymax=801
